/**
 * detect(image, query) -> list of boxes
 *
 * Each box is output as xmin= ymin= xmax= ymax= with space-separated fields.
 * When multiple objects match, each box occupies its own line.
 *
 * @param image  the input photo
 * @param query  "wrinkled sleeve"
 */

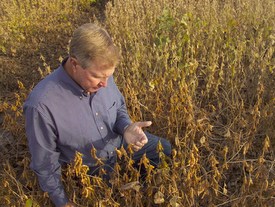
xmin=112 ymin=79 xmax=132 ymax=135
xmin=24 ymin=105 xmax=69 ymax=207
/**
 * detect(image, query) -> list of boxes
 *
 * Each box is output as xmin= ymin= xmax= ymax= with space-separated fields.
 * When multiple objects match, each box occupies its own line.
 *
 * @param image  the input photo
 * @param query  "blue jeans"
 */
xmin=88 ymin=132 xmax=171 ymax=179
xmin=124 ymin=132 xmax=171 ymax=167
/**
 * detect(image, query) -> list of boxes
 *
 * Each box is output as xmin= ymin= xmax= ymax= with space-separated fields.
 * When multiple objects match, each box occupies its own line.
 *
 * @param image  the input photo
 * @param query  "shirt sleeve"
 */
xmin=24 ymin=105 xmax=69 ymax=207
xmin=112 ymin=80 xmax=132 ymax=135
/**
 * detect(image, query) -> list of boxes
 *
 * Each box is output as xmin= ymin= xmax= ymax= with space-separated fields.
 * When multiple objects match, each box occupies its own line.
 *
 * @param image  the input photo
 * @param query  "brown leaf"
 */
xmin=154 ymin=191 xmax=165 ymax=204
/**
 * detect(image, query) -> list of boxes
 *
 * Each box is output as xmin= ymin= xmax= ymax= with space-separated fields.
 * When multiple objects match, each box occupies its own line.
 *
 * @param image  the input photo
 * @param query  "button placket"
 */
xmin=90 ymin=94 xmax=108 ymax=138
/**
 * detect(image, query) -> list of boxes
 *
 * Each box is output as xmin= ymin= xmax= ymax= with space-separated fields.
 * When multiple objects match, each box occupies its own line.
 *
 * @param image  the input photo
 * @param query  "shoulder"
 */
xmin=24 ymin=68 xmax=62 ymax=108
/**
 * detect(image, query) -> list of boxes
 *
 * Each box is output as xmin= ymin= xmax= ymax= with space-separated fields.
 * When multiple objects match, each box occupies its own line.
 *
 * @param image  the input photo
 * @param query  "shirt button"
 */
xmin=110 ymin=151 xmax=113 ymax=155
xmin=100 ymin=127 xmax=103 ymax=130
xmin=79 ymin=96 xmax=83 ymax=99
xmin=95 ymin=112 xmax=98 ymax=116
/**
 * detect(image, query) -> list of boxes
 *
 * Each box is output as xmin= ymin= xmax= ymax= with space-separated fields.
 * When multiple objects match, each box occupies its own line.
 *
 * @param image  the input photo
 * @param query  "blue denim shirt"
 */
xmin=23 ymin=60 xmax=131 ymax=206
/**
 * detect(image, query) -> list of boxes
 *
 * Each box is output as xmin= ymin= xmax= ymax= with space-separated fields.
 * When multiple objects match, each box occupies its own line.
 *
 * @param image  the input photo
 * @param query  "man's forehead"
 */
xmin=90 ymin=57 xmax=116 ymax=68
xmin=88 ymin=65 xmax=115 ymax=77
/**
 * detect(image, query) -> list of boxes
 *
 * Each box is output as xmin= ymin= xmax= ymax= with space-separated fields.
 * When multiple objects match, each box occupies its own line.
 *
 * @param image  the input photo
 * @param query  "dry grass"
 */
xmin=0 ymin=0 xmax=274 ymax=206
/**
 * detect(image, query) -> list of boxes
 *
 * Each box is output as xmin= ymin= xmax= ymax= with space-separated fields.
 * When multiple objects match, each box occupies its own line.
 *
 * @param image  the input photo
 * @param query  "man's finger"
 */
xmin=139 ymin=135 xmax=148 ymax=144
xmin=135 ymin=141 xmax=144 ymax=147
xmin=140 ymin=138 xmax=148 ymax=145
xmin=136 ymin=121 xmax=152 ymax=128
xmin=133 ymin=145 xmax=141 ymax=151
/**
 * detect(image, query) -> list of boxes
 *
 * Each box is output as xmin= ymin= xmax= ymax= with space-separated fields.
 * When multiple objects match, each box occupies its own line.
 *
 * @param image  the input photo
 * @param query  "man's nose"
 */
xmin=99 ymin=78 xmax=108 ymax=87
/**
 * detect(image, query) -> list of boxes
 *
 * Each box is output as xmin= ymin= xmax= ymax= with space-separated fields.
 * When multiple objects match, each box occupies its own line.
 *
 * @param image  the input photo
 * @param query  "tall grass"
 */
xmin=0 ymin=0 xmax=274 ymax=206
xmin=0 ymin=0 xmax=95 ymax=93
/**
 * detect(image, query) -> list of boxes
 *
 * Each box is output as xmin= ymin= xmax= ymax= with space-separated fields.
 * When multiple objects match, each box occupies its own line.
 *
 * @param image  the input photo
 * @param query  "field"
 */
xmin=0 ymin=0 xmax=274 ymax=206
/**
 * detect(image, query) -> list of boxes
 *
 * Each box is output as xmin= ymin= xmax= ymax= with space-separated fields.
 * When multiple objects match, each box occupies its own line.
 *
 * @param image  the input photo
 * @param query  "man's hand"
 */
xmin=123 ymin=121 xmax=152 ymax=151
xmin=61 ymin=202 xmax=76 ymax=207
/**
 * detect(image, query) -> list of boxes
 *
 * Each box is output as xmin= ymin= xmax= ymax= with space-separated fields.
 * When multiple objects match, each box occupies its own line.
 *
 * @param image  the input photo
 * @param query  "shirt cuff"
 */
xmin=115 ymin=120 xmax=132 ymax=135
xmin=123 ymin=124 xmax=130 ymax=135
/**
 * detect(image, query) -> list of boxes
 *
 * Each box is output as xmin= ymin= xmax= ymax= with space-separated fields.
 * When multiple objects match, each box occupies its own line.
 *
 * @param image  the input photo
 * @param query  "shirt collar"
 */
xmin=57 ymin=57 xmax=87 ymax=97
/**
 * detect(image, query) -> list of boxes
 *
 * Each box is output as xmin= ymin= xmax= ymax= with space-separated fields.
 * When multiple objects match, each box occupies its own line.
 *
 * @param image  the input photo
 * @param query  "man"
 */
xmin=24 ymin=23 xmax=171 ymax=207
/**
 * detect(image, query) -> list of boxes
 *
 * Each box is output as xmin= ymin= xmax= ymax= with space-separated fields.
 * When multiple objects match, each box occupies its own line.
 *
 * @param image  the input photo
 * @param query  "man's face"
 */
xmin=71 ymin=58 xmax=116 ymax=93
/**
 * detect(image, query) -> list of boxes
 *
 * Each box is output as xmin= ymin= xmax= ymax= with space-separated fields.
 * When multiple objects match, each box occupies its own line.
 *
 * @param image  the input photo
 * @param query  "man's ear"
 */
xmin=70 ymin=57 xmax=78 ymax=70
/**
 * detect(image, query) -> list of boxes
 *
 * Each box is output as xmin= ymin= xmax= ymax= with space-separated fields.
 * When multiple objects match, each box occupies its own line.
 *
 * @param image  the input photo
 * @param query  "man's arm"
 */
xmin=111 ymin=78 xmax=132 ymax=135
xmin=24 ymin=106 xmax=69 ymax=207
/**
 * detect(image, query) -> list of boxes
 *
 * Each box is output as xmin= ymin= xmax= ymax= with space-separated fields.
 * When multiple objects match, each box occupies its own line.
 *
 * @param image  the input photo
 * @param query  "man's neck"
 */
xmin=63 ymin=57 xmax=74 ymax=78
xmin=63 ymin=57 xmax=93 ymax=96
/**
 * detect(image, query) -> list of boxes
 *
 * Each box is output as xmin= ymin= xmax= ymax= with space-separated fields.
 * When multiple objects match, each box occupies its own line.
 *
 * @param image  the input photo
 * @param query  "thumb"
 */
xmin=136 ymin=121 xmax=152 ymax=128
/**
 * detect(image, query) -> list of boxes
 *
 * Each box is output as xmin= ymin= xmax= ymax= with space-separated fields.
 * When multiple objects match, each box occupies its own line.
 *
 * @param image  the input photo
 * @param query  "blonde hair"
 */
xmin=69 ymin=23 xmax=120 ymax=69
